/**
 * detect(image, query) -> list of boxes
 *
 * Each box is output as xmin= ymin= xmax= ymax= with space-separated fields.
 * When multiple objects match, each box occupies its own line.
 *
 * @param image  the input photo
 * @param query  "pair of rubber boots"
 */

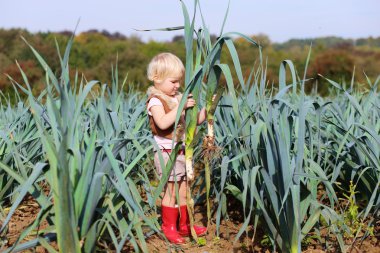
xmin=161 ymin=205 xmax=207 ymax=244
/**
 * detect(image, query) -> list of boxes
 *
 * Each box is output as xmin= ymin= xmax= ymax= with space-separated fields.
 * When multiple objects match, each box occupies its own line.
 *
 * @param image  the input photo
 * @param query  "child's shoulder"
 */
xmin=147 ymin=96 xmax=163 ymax=106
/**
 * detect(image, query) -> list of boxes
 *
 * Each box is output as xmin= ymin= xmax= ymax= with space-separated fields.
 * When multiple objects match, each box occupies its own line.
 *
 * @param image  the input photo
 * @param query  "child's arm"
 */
xmin=150 ymin=105 xmax=180 ymax=130
xmin=196 ymin=94 xmax=216 ymax=125
xmin=150 ymin=98 xmax=196 ymax=130
xmin=197 ymin=108 xmax=207 ymax=125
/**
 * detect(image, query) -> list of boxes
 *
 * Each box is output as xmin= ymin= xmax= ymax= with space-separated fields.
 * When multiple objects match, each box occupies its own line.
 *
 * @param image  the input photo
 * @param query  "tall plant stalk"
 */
xmin=174 ymin=0 xmax=259 ymax=240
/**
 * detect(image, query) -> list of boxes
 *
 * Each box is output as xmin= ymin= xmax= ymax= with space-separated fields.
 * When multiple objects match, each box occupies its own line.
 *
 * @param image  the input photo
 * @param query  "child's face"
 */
xmin=156 ymin=76 xmax=181 ymax=97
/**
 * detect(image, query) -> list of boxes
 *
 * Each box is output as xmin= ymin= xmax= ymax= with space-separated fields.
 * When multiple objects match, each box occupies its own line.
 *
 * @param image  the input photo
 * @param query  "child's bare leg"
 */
xmin=178 ymin=180 xmax=187 ymax=206
xmin=162 ymin=182 xmax=176 ymax=207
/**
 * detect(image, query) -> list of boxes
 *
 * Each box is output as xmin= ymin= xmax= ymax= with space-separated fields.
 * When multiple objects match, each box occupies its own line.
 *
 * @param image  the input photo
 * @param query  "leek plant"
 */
xmin=0 ymin=37 xmax=159 ymax=252
xmin=0 ymin=96 xmax=43 ymax=210
xmin=211 ymin=56 xmax=379 ymax=252
xmin=171 ymin=0 xmax=260 ymax=240
xmin=0 ymin=1 xmax=379 ymax=252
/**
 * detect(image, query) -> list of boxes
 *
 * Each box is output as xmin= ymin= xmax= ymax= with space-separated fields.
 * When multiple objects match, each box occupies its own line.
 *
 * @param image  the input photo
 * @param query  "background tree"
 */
xmin=0 ymin=28 xmax=379 ymax=100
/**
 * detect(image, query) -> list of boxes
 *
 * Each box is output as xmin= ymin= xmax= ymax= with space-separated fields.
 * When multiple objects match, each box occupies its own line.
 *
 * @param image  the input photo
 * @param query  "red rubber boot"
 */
xmin=178 ymin=205 xmax=207 ymax=236
xmin=161 ymin=205 xmax=186 ymax=244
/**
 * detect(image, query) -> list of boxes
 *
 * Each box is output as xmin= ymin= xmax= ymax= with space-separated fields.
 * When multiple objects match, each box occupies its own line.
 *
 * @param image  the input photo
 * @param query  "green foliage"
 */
xmin=340 ymin=181 xmax=375 ymax=238
xmin=0 ymin=3 xmax=379 ymax=253
xmin=0 ymin=37 xmax=160 ymax=252
xmin=204 ymin=43 xmax=379 ymax=252
xmin=0 ymin=36 xmax=379 ymax=252
xmin=260 ymin=235 xmax=273 ymax=247
xmin=197 ymin=237 xmax=207 ymax=246
xmin=1 ymin=28 xmax=379 ymax=101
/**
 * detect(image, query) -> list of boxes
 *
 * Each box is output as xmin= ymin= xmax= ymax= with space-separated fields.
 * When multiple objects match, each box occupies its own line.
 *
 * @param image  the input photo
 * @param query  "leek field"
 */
xmin=1 ymin=1 xmax=379 ymax=253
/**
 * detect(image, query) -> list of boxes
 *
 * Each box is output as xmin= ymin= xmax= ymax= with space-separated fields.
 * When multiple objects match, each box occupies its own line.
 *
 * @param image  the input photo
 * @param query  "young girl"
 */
xmin=146 ymin=52 xmax=207 ymax=244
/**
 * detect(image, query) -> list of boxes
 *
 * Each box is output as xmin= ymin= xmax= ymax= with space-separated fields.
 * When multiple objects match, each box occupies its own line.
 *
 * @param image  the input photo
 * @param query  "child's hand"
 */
xmin=184 ymin=94 xmax=196 ymax=110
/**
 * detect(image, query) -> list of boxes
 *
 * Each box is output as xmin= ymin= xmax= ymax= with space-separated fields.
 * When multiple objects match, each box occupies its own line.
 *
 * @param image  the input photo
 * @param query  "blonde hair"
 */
xmin=147 ymin=53 xmax=185 ymax=84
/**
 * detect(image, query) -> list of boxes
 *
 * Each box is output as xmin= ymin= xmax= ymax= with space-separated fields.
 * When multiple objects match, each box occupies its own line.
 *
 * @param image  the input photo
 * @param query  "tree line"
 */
xmin=0 ymin=28 xmax=379 ymax=98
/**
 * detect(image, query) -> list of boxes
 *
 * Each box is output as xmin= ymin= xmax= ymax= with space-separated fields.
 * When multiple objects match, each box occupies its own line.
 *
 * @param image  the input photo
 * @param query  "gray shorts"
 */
xmin=154 ymin=151 xmax=186 ymax=182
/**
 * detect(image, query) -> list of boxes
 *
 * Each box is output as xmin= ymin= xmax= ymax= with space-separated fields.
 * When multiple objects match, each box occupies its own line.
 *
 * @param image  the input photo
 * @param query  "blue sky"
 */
xmin=1 ymin=0 xmax=379 ymax=42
